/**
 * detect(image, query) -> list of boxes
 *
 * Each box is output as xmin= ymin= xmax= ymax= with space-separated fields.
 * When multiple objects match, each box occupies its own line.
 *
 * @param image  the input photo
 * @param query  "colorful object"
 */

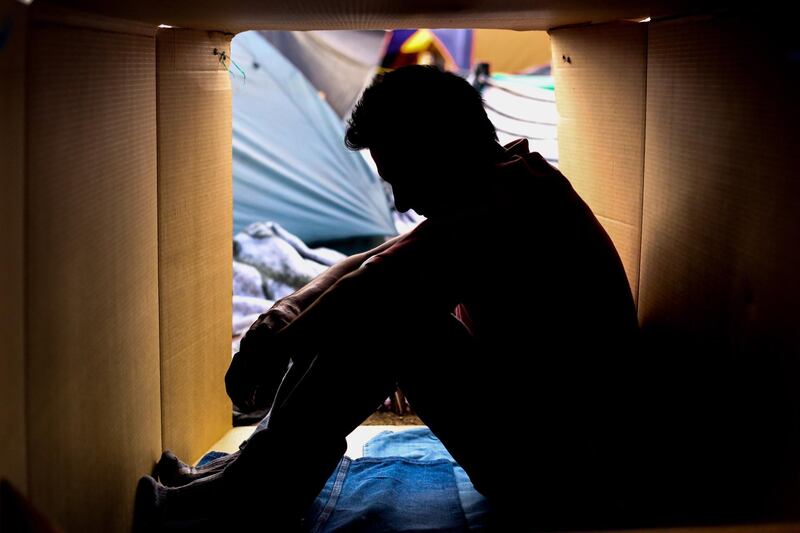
xmin=382 ymin=29 xmax=473 ymax=71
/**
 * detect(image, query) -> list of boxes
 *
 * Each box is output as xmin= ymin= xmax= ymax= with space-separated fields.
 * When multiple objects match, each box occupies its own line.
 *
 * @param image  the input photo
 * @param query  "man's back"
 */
xmin=368 ymin=139 xmax=637 ymax=354
xmin=361 ymin=140 xmax=641 ymax=517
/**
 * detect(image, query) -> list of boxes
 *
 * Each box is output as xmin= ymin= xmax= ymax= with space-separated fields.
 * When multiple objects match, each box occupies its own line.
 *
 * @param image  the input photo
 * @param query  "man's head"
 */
xmin=345 ymin=65 xmax=503 ymax=218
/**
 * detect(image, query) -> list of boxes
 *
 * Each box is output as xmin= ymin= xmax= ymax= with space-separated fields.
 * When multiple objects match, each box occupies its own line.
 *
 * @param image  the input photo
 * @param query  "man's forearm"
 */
xmin=273 ymin=234 xmax=404 ymax=317
xmin=276 ymin=264 xmax=385 ymax=358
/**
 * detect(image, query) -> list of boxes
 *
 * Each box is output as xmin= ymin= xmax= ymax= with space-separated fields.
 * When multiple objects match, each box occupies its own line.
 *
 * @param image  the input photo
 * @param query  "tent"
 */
xmin=231 ymin=31 xmax=397 ymax=243
xmin=382 ymin=29 xmax=473 ymax=71
xmin=477 ymin=71 xmax=559 ymax=165
xmin=260 ymin=30 xmax=386 ymax=119
xmin=381 ymin=29 xmax=552 ymax=75
xmin=472 ymin=29 xmax=552 ymax=74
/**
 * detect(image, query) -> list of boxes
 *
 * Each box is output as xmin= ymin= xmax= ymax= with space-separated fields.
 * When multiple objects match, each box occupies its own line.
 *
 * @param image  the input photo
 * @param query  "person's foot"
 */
xmin=134 ymin=460 xmax=305 ymax=531
xmin=133 ymin=473 xmax=229 ymax=532
xmin=133 ymin=475 xmax=162 ymax=532
xmin=155 ymin=450 xmax=239 ymax=487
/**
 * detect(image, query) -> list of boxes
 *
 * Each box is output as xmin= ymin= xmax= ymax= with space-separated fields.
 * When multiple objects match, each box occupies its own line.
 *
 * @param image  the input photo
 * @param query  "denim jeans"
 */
xmin=301 ymin=427 xmax=493 ymax=531
xmin=359 ymin=427 xmax=492 ymax=531
xmin=302 ymin=456 xmax=466 ymax=533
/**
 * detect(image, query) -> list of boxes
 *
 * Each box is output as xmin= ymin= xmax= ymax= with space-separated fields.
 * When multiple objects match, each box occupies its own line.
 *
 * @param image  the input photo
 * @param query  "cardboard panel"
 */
xmin=640 ymin=14 xmax=800 ymax=346
xmin=0 ymin=1 xmax=28 ymax=494
xmin=551 ymin=23 xmax=647 ymax=300
xmin=26 ymin=15 xmax=161 ymax=533
xmin=639 ymin=13 xmax=800 ymax=516
xmin=44 ymin=0 xmax=705 ymax=32
xmin=473 ymin=29 xmax=551 ymax=73
xmin=156 ymin=29 xmax=233 ymax=463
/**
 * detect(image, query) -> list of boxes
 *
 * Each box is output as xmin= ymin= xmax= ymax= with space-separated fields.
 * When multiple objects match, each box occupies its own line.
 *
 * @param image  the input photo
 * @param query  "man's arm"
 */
xmin=265 ymin=234 xmax=405 ymax=320
xmin=226 ymin=234 xmax=405 ymax=410
xmin=228 ymin=218 xmax=467 ymax=409
xmin=274 ymin=263 xmax=390 ymax=360
xmin=276 ymin=224 xmax=465 ymax=360
xmin=227 ymin=256 xmax=394 ymax=410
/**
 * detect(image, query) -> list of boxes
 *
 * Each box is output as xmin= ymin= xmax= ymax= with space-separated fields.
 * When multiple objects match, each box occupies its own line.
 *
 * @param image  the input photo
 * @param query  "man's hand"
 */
xmin=225 ymin=306 xmax=295 ymax=412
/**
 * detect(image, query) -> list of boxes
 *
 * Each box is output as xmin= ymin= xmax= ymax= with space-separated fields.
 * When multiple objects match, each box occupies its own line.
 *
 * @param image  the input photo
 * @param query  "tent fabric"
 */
xmin=472 ymin=29 xmax=551 ymax=74
xmin=480 ymin=74 xmax=559 ymax=165
xmin=430 ymin=29 xmax=474 ymax=71
xmin=383 ymin=29 xmax=473 ymax=71
xmin=260 ymin=30 xmax=386 ymax=119
xmin=385 ymin=29 xmax=554 ymax=74
xmin=231 ymin=31 xmax=397 ymax=242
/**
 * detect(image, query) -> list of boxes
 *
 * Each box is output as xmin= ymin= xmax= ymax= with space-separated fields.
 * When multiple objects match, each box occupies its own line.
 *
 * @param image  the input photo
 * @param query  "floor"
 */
xmin=201 ymin=424 xmax=421 ymax=463
xmin=201 ymin=427 xmax=800 ymax=533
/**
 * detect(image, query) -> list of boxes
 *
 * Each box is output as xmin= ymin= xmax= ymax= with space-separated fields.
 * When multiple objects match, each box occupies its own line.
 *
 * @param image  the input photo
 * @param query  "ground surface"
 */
xmin=364 ymin=411 xmax=424 ymax=425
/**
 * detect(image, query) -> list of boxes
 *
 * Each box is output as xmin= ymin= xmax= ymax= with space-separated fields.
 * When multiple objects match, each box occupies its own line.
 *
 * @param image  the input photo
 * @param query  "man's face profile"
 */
xmin=370 ymin=143 xmax=446 ymax=218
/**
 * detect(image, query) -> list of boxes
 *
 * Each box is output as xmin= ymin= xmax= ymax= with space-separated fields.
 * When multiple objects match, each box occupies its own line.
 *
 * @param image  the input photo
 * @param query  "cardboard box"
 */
xmin=551 ymin=22 xmax=647 ymax=302
xmin=0 ymin=1 xmax=28 ymax=496
xmin=23 ymin=11 xmax=161 ymax=532
xmin=156 ymin=28 xmax=233 ymax=468
xmin=2 ymin=0 xmax=798 ymax=531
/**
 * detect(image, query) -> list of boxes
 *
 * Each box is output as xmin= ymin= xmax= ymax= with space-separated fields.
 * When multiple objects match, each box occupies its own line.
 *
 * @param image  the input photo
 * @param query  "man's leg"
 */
xmin=153 ymin=356 xmax=333 ymax=489
xmin=135 ymin=341 xmax=399 ymax=530
xmin=393 ymin=313 xmax=500 ymax=498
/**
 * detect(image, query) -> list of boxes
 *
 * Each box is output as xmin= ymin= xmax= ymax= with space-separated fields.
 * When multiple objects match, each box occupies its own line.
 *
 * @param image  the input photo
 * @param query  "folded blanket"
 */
xmin=233 ymin=261 xmax=266 ymax=299
xmin=232 ymin=221 xmax=345 ymax=352
xmin=234 ymin=221 xmax=345 ymax=300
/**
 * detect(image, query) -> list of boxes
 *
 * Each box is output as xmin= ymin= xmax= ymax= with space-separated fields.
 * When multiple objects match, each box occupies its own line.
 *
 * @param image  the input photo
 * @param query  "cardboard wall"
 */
xmin=551 ymin=23 xmax=647 ymax=301
xmin=156 ymin=29 xmax=233 ymax=464
xmin=639 ymin=11 xmax=800 ymax=515
xmin=0 ymin=2 xmax=28 ymax=494
xmin=639 ymin=10 xmax=800 ymax=469
xmin=40 ymin=0 xmax=703 ymax=32
xmin=552 ymin=12 xmax=800 ymax=516
xmin=639 ymin=13 xmax=800 ymax=348
xmin=25 ymin=12 xmax=162 ymax=532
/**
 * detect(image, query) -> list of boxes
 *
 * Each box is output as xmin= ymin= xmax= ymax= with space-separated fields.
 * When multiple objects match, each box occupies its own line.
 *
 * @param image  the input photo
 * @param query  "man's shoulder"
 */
xmin=364 ymin=218 xmax=467 ymax=268
xmin=400 ymin=214 xmax=483 ymax=244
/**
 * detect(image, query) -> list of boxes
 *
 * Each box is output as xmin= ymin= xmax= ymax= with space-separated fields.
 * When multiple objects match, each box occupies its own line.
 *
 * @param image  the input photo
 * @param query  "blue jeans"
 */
xmin=303 ymin=456 xmax=465 ymax=532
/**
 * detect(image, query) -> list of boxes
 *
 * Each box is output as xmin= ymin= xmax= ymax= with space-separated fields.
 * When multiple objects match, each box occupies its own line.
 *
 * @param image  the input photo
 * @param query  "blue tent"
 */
xmin=231 ymin=31 xmax=396 ymax=242
xmin=260 ymin=30 xmax=386 ymax=119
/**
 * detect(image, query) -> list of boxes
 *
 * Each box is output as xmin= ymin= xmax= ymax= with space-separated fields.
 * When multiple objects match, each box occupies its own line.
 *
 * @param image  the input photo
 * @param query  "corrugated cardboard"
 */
xmin=10 ymin=0 xmax=800 ymax=529
xmin=551 ymin=22 xmax=647 ymax=301
xmin=42 ymin=0 xmax=704 ymax=32
xmin=639 ymin=13 xmax=800 ymax=344
xmin=0 ymin=1 xmax=28 ymax=494
xmin=156 ymin=29 xmax=233 ymax=464
xmin=638 ymin=13 xmax=800 ymax=517
xmin=25 ymin=13 xmax=161 ymax=533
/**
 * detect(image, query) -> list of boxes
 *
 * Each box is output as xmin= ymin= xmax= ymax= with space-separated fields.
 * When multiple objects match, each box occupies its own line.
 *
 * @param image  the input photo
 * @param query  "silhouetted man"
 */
xmin=135 ymin=65 xmax=640 ymax=532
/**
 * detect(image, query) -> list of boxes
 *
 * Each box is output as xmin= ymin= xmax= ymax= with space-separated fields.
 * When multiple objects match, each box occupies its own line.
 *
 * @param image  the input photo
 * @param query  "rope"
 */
xmin=483 ymin=102 xmax=557 ymax=127
xmin=485 ymin=80 xmax=553 ymax=103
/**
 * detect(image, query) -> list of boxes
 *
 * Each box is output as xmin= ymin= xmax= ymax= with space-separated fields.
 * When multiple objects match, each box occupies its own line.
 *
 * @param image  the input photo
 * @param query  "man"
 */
xmin=135 ymin=65 xmax=640 ymax=531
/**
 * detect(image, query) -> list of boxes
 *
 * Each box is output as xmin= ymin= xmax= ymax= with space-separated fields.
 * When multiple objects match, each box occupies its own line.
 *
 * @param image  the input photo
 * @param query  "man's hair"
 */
xmin=345 ymin=65 xmax=497 ymax=153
